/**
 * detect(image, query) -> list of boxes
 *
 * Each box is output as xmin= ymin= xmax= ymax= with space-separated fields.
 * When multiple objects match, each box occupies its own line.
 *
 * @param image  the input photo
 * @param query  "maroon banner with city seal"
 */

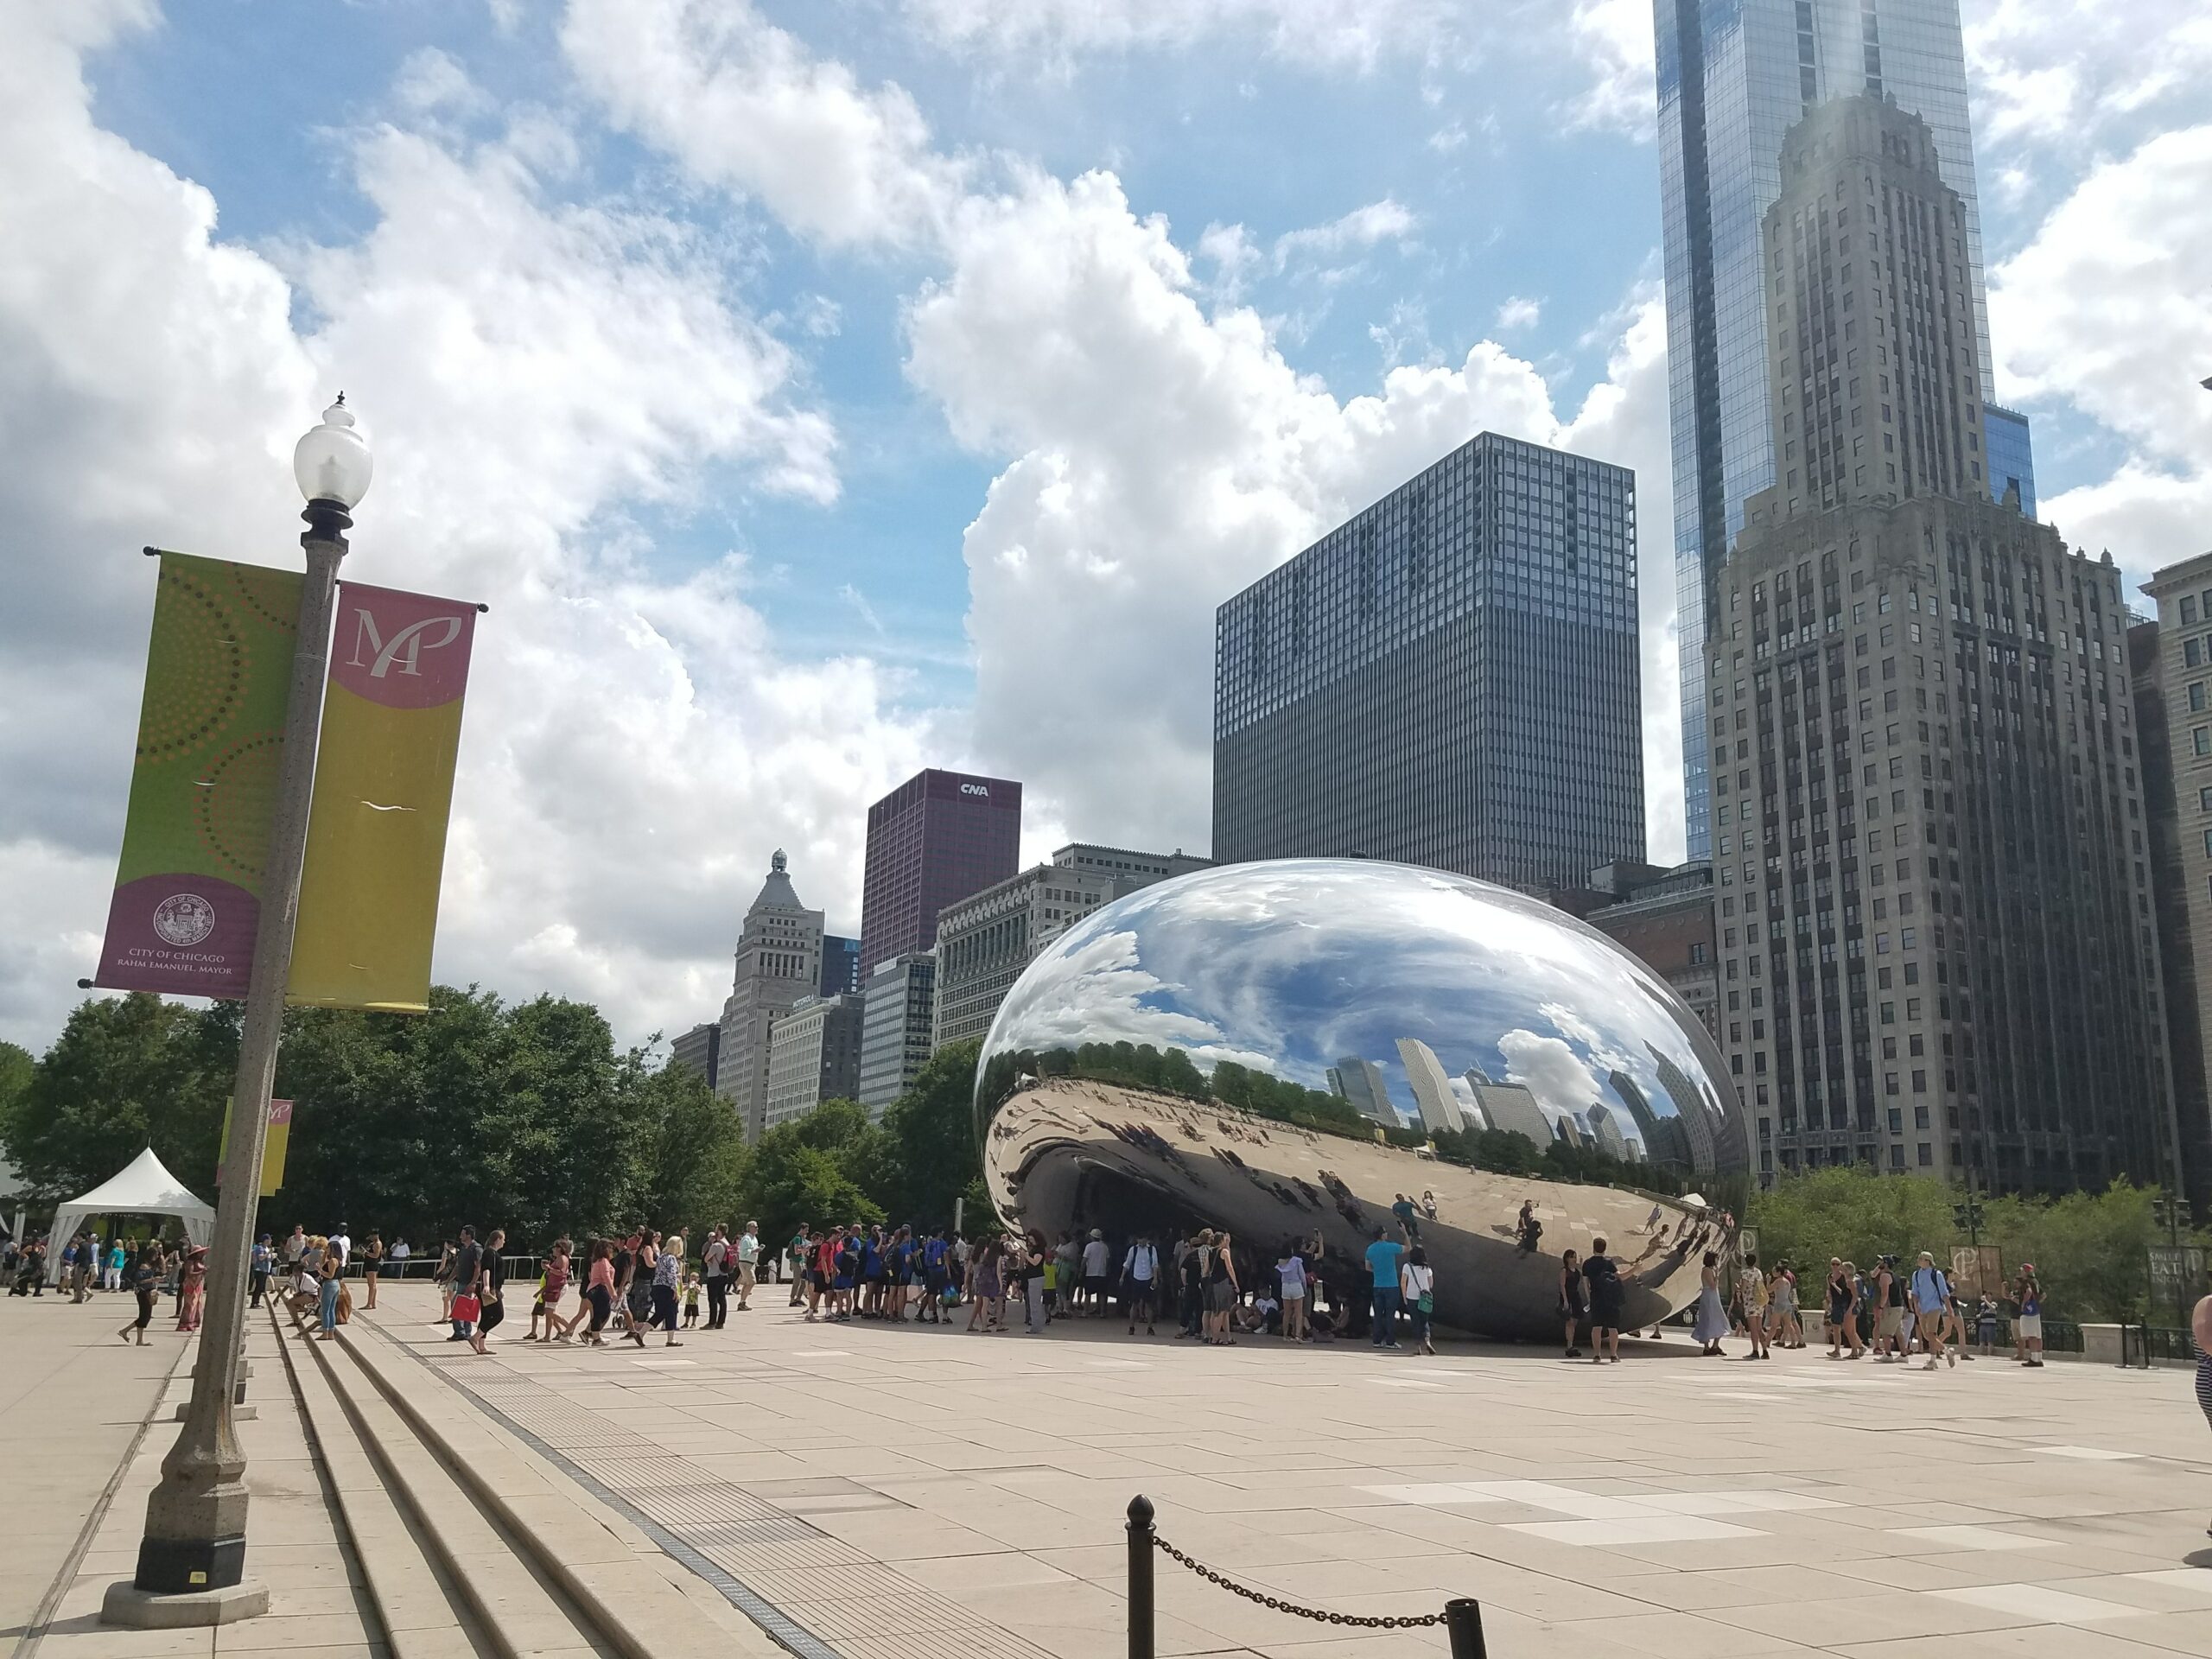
xmin=91 ymin=551 xmax=302 ymax=998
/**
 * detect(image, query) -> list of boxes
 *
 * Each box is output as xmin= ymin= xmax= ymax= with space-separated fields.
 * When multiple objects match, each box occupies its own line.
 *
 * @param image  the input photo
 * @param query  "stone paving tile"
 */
xmin=8 ymin=1311 xmax=382 ymax=1659
xmin=358 ymin=1284 xmax=2212 ymax=1659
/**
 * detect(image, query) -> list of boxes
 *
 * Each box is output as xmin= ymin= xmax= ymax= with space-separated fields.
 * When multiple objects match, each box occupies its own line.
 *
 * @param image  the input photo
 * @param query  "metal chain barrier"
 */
xmin=1124 ymin=1492 xmax=1487 ymax=1659
xmin=1151 ymin=1532 xmax=1444 ymax=1629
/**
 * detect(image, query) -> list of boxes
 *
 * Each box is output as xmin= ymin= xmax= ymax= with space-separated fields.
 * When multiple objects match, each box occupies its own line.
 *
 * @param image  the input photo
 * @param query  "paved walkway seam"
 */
xmin=10 ymin=1330 xmax=191 ymax=1659
xmin=356 ymin=1318 xmax=849 ymax=1659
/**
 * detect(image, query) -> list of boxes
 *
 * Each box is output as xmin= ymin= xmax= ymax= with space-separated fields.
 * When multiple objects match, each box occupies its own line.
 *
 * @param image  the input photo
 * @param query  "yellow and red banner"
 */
xmin=93 ymin=553 xmax=302 ymax=999
xmin=288 ymin=582 xmax=478 ymax=1013
xmin=218 ymin=1097 xmax=291 ymax=1194
xmin=260 ymin=1099 xmax=293 ymax=1195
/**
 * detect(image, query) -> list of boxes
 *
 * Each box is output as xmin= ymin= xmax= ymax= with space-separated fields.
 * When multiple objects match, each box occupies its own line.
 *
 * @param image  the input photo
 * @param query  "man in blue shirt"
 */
xmin=1364 ymin=1227 xmax=1404 ymax=1348
xmin=1909 ymin=1251 xmax=1954 ymax=1370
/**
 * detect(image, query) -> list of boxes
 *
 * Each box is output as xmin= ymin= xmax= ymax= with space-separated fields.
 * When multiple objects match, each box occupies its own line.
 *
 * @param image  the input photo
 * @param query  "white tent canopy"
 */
xmin=45 ymin=1147 xmax=214 ymax=1282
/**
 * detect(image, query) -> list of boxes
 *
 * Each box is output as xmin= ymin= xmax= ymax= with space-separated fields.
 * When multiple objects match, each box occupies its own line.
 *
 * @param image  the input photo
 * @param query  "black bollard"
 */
xmin=1446 ymin=1597 xmax=1488 ymax=1659
xmin=1128 ymin=1494 xmax=1156 ymax=1659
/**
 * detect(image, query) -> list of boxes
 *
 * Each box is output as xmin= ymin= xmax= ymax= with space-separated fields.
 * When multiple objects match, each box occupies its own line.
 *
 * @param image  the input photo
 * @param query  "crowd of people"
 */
xmin=1673 ymin=1248 xmax=2053 ymax=1367
xmin=0 ymin=1227 xmax=210 ymax=1340
xmin=0 ymin=1208 xmax=2105 ymax=1381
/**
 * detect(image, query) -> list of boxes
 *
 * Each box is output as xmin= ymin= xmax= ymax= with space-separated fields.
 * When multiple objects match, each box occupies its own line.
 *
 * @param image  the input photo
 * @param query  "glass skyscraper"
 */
xmin=1653 ymin=0 xmax=2026 ymax=859
xmin=1985 ymin=404 xmax=2037 ymax=518
xmin=1212 ymin=432 xmax=1643 ymax=893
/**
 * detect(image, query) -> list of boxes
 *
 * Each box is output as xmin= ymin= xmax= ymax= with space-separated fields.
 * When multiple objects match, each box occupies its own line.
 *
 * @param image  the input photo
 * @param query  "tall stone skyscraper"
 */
xmin=715 ymin=850 xmax=825 ymax=1142
xmin=2131 ymin=569 xmax=2212 ymax=1217
xmin=1653 ymin=0 xmax=2033 ymax=860
xmin=1713 ymin=96 xmax=2174 ymax=1193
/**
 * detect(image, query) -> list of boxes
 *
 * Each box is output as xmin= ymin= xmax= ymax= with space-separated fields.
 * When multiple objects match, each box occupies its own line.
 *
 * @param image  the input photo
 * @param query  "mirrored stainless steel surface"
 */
xmin=976 ymin=859 xmax=1749 ymax=1339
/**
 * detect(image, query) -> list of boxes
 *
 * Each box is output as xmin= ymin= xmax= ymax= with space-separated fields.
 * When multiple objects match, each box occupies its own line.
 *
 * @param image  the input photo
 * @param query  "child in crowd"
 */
xmin=682 ymin=1269 xmax=702 ymax=1327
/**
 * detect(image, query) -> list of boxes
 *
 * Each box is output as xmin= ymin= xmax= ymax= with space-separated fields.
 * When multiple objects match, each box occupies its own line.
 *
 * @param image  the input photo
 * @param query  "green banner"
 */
xmin=92 ymin=551 xmax=302 ymax=999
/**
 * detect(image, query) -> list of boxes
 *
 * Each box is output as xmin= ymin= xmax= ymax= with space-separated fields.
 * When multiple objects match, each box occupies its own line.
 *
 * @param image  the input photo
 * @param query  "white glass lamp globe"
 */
xmin=292 ymin=396 xmax=373 ymax=508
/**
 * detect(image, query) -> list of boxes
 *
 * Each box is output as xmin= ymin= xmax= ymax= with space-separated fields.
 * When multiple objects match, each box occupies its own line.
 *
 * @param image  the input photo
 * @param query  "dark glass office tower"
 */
xmin=1212 ymin=432 xmax=1642 ymax=893
xmin=1984 ymin=404 xmax=2037 ymax=518
xmin=1653 ymin=0 xmax=2018 ymax=860
xmin=858 ymin=769 xmax=1021 ymax=976
xmin=819 ymin=934 xmax=862 ymax=998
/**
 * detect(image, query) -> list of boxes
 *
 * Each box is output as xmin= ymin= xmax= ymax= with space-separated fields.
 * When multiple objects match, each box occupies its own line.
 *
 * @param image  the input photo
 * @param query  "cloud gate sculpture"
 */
xmin=976 ymin=859 xmax=1750 ymax=1340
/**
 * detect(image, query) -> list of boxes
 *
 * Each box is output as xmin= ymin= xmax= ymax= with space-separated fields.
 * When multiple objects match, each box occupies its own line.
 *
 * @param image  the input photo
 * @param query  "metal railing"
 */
xmin=1125 ymin=1496 xmax=1486 ymax=1658
xmin=2118 ymin=1323 xmax=2202 ymax=1367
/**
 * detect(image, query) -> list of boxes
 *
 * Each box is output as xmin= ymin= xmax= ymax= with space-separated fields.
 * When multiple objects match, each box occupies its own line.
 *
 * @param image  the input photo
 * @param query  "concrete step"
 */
xmin=278 ymin=1302 xmax=608 ymax=1659
xmin=336 ymin=1318 xmax=781 ymax=1659
xmin=264 ymin=1300 xmax=491 ymax=1659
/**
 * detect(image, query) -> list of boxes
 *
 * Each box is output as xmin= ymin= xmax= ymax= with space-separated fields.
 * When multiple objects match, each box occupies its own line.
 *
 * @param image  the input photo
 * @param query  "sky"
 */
xmin=1 ymin=0 xmax=2207 ymax=1057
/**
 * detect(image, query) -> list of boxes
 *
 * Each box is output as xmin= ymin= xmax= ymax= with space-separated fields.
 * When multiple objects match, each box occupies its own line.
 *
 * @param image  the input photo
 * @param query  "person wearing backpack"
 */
xmin=1909 ymin=1251 xmax=1954 ymax=1370
xmin=1124 ymin=1233 xmax=1160 ymax=1336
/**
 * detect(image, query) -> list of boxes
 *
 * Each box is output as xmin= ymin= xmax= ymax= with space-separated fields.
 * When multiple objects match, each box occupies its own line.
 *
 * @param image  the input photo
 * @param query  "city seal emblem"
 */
xmin=152 ymin=892 xmax=217 ymax=948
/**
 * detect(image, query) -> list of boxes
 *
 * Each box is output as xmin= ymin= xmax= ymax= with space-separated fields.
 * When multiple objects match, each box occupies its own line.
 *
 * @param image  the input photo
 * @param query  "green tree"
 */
xmin=874 ymin=1039 xmax=983 ymax=1225
xmin=1976 ymin=1180 xmax=2210 ymax=1322
xmin=1474 ymin=1128 xmax=1545 ymax=1176
xmin=1746 ymin=1164 xmax=1960 ymax=1274
xmin=2 ymin=995 xmax=233 ymax=1201
xmin=742 ymin=1099 xmax=883 ymax=1244
xmin=631 ymin=1053 xmax=751 ymax=1246
xmin=0 ymin=1040 xmax=31 ymax=1116
xmin=274 ymin=987 xmax=647 ymax=1246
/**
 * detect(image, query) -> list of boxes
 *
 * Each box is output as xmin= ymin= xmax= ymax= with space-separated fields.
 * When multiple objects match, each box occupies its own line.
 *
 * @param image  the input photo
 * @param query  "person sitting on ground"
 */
xmin=1230 ymin=1294 xmax=1268 ymax=1335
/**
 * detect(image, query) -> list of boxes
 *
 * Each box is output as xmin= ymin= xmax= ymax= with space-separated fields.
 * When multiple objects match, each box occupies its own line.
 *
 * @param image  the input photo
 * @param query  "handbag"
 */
xmin=451 ymin=1293 xmax=482 ymax=1322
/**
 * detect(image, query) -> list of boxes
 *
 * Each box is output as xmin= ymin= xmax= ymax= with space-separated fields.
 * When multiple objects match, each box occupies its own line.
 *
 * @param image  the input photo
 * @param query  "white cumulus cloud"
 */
xmin=559 ymin=0 xmax=970 ymax=251
xmin=0 ymin=4 xmax=931 ymax=1048
xmin=899 ymin=0 xmax=1466 ymax=72
xmin=1988 ymin=124 xmax=2212 ymax=590
xmin=906 ymin=171 xmax=1684 ymax=861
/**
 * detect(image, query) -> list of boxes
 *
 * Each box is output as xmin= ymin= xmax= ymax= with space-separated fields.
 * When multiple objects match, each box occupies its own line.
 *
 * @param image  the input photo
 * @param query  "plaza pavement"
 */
xmin=0 ymin=1284 xmax=382 ymax=1659
xmin=354 ymin=1281 xmax=2212 ymax=1659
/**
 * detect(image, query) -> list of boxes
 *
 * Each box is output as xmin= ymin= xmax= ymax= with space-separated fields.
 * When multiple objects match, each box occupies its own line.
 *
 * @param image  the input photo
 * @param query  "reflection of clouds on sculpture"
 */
xmin=982 ymin=923 xmax=1277 ymax=1073
xmin=980 ymin=859 xmax=1738 ymax=1171
xmin=1538 ymin=999 xmax=1638 ymax=1085
xmin=977 ymin=859 xmax=1749 ymax=1338
xmin=1496 ymin=1028 xmax=1607 ymax=1133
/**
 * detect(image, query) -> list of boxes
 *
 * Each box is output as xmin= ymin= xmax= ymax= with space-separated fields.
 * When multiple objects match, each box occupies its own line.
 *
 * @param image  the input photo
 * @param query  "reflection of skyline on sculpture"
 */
xmin=976 ymin=859 xmax=1748 ymax=1338
xmin=981 ymin=860 xmax=1743 ymax=1174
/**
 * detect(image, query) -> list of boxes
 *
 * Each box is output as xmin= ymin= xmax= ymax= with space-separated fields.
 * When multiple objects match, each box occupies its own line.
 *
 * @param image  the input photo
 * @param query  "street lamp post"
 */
xmin=105 ymin=399 xmax=372 ymax=1629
